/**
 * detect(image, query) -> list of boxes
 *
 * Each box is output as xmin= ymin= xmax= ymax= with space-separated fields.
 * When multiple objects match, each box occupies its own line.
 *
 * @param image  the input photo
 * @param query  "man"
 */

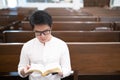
xmin=18 ymin=10 xmax=72 ymax=80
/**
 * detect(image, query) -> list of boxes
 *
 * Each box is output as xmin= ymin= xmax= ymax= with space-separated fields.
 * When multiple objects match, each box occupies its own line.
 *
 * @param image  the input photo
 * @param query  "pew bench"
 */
xmin=52 ymin=16 xmax=99 ymax=22
xmin=0 ymin=42 xmax=120 ymax=80
xmin=99 ymin=16 xmax=120 ymax=22
xmin=21 ymin=21 xmax=113 ymax=31
xmin=67 ymin=42 xmax=120 ymax=80
xmin=0 ymin=43 xmax=73 ymax=80
xmin=52 ymin=21 xmax=113 ymax=31
xmin=45 ymin=8 xmax=93 ymax=16
xmin=3 ymin=30 xmax=120 ymax=43
xmin=114 ymin=21 xmax=120 ymax=31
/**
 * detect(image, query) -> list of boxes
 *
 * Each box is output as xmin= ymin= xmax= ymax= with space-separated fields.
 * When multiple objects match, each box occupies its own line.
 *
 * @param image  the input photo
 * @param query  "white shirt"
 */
xmin=18 ymin=36 xmax=72 ymax=80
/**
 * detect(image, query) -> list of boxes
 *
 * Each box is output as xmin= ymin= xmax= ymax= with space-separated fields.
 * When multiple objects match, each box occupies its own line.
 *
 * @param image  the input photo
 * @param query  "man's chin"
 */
xmin=40 ymin=40 xmax=46 ymax=43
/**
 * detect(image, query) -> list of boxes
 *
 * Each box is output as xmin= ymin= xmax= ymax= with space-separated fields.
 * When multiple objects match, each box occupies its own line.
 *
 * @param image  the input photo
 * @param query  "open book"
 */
xmin=25 ymin=64 xmax=62 ymax=76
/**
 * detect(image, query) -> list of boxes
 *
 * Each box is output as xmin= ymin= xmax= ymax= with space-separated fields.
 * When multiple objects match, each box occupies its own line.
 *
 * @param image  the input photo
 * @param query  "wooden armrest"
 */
xmin=73 ymin=70 xmax=79 ymax=80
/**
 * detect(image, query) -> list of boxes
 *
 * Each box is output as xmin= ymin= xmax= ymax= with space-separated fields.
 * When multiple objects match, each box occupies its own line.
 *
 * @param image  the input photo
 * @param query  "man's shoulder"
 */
xmin=53 ymin=37 xmax=67 ymax=45
xmin=24 ymin=38 xmax=36 ymax=46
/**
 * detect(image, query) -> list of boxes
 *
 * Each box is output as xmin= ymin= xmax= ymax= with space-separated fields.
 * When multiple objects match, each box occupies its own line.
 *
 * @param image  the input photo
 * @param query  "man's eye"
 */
xmin=43 ymin=31 xmax=49 ymax=34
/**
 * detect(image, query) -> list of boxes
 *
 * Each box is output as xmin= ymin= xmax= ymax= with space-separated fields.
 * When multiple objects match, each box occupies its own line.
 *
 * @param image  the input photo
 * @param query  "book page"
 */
xmin=25 ymin=64 xmax=62 ymax=76
xmin=42 ymin=67 xmax=61 ymax=76
xmin=25 ymin=64 xmax=44 ymax=74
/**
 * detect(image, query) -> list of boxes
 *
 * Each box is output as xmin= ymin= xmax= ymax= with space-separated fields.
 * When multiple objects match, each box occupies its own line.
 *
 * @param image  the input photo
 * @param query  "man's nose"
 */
xmin=40 ymin=33 xmax=45 ymax=37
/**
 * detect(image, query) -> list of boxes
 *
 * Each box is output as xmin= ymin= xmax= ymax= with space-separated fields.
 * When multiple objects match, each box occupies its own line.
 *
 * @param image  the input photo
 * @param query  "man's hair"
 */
xmin=29 ymin=10 xmax=52 ymax=29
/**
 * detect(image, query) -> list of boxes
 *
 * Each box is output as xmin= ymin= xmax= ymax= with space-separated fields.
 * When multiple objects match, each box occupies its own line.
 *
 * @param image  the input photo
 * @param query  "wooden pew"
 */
xmin=68 ymin=42 xmax=120 ymax=73
xmin=99 ymin=16 xmax=120 ymax=22
xmin=68 ymin=42 xmax=120 ymax=80
xmin=0 ymin=43 xmax=30 ymax=80
xmin=45 ymin=8 xmax=93 ymax=16
xmin=3 ymin=30 xmax=35 ymax=43
xmin=45 ymin=8 xmax=76 ymax=16
xmin=0 ymin=43 xmax=23 ymax=72
xmin=0 ymin=42 xmax=120 ymax=80
xmin=0 ymin=15 xmax=17 ymax=26
xmin=81 ymin=7 xmax=120 ymax=16
xmin=0 ymin=43 xmax=73 ymax=80
xmin=52 ymin=21 xmax=113 ymax=31
xmin=21 ymin=21 xmax=113 ymax=31
xmin=114 ymin=22 xmax=120 ymax=31
xmin=52 ymin=16 xmax=98 ymax=22
xmin=83 ymin=0 xmax=110 ymax=7
xmin=3 ymin=30 xmax=120 ymax=43
xmin=52 ymin=31 xmax=120 ymax=42
xmin=17 ymin=7 xmax=38 ymax=21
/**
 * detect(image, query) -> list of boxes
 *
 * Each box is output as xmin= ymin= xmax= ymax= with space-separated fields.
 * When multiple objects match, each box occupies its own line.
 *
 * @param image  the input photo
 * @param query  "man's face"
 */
xmin=34 ymin=24 xmax=51 ymax=43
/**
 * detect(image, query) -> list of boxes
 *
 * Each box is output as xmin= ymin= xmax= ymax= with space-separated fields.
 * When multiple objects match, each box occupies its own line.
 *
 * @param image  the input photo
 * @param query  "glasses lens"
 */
xmin=35 ymin=30 xmax=51 ymax=36
xmin=43 ymin=30 xmax=50 ymax=35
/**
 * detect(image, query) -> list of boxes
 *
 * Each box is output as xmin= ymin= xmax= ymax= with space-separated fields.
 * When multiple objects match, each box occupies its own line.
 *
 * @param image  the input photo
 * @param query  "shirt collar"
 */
xmin=35 ymin=36 xmax=54 ymax=46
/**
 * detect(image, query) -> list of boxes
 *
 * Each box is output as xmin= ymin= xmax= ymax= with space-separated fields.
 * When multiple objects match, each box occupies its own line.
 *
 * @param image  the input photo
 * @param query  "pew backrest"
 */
xmin=99 ymin=16 xmax=120 ymax=22
xmin=114 ymin=22 xmax=120 ymax=31
xmin=0 ymin=43 xmax=23 ymax=72
xmin=3 ymin=30 xmax=120 ymax=43
xmin=21 ymin=21 xmax=113 ymax=31
xmin=68 ymin=42 xmax=120 ymax=74
xmin=0 ymin=42 xmax=120 ymax=75
xmin=52 ymin=21 xmax=113 ymax=31
xmin=3 ymin=30 xmax=35 ymax=43
xmin=52 ymin=16 xmax=98 ymax=21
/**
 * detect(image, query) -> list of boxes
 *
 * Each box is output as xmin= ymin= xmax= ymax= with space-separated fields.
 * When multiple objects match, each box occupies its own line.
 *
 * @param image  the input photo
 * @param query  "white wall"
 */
xmin=110 ymin=0 xmax=120 ymax=7
xmin=0 ymin=0 xmax=6 ymax=9
xmin=17 ymin=0 xmax=83 ymax=10
xmin=0 ymin=0 xmax=83 ymax=10
xmin=113 ymin=0 xmax=120 ymax=6
xmin=7 ymin=0 xmax=17 ymax=8
xmin=0 ymin=0 xmax=120 ymax=9
xmin=18 ymin=2 xmax=73 ymax=10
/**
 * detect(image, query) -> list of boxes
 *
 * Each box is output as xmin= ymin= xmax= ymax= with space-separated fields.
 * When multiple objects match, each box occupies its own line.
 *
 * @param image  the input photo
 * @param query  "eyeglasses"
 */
xmin=34 ymin=30 xmax=51 ymax=36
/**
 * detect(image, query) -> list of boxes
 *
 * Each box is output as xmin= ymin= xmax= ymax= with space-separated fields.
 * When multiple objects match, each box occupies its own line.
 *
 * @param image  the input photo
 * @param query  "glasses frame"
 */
xmin=34 ymin=29 xmax=51 ymax=36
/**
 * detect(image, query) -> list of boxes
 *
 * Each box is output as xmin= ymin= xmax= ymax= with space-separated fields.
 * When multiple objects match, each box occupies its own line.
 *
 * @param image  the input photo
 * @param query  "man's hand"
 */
xmin=24 ymin=65 xmax=31 ymax=74
xmin=58 ymin=72 xmax=63 ymax=77
xmin=20 ymin=65 xmax=31 ymax=76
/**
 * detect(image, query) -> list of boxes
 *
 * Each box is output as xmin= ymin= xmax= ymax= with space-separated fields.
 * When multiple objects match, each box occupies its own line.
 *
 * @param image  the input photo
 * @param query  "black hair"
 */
xmin=29 ymin=10 xmax=52 ymax=29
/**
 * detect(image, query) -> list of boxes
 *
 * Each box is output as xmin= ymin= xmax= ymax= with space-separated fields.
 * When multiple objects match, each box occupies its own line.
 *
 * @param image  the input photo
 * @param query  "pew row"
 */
xmin=52 ymin=16 xmax=99 ymax=22
xmin=0 ymin=42 xmax=120 ymax=80
xmin=81 ymin=7 xmax=120 ymax=17
xmin=68 ymin=42 xmax=120 ymax=80
xmin=114 ymin=22 xmax=120 ymax=31
xmin=0 ymin=43 xmax=73 ymax=80
xmin=45 ymin=8 xmax=93 ymax=16
xmin=99 ymin=16 xmax=120 ymax=22
xmin=3 ymin=30 xmax=120 ymax=43
xmin=21 ymin=21 xmax=113 ymax=31
xmin=68 ymin=42 xmax=120 ymax=74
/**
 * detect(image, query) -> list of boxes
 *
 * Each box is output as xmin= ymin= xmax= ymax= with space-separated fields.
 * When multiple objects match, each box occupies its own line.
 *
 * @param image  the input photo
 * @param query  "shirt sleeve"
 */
xmin=60 ymin=43 xmax=72 ymax=78
xmin=18 ymin=44 xmax=30 ymax=78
